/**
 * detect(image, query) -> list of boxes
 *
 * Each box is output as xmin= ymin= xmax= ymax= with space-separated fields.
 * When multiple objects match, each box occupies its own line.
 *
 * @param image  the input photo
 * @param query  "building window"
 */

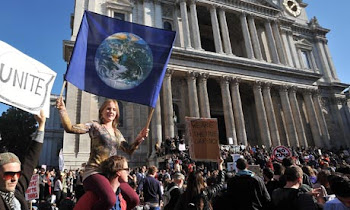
xmin=163 ymin=21 xmax=172 ymax=30
xmin=114 ymin=12 xmax=125 ymax=21
xmin=301 ymin=50 xmax=311 ymax=69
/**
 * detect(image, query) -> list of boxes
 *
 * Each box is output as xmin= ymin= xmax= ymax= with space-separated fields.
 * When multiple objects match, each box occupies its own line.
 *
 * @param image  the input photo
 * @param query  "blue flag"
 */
xmin=65 ymin=11 xmax=176 ymax=108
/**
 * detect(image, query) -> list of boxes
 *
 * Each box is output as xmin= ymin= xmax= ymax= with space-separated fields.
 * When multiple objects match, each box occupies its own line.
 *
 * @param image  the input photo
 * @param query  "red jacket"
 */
xmin=74 ymin=189 xmax=127 ymax=210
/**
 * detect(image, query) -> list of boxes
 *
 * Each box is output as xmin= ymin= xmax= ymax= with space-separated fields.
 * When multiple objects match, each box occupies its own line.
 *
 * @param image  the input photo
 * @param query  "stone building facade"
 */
xmin=62 ymin=0 xmax=350 ymax=168
xmin=39 ymin=94 xmax=64 ymax=168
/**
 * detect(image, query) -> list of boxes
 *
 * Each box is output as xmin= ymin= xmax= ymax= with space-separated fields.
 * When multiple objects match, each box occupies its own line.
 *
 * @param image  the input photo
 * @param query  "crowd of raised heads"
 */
xmin=30 ymin=139 xmax=350 ymax=210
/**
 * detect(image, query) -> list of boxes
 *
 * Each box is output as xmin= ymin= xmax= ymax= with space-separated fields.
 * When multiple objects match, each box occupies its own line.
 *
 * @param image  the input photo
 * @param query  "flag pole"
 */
xmin=60 ymin=80 xmax=67 ymax=98
xmin=145 ymin=108 xmax=155 ymax=129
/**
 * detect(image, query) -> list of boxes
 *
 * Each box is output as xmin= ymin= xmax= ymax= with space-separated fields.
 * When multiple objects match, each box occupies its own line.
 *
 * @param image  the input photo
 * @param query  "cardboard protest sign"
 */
xmin=25 ymin=174 xmax=39 ymax=201
xmin=186 ymin=117 xmax=220 ymax=161
xmin=0 ymin=41 xmax=56 ymax=117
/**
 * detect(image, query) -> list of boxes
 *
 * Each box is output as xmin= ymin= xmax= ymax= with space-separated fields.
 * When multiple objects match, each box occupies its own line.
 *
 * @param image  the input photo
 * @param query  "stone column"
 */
xmin=240 ymin=13 xmax=254 ymax=59
xmin=287 ymin=31 xmax=300 ymax=68
xmin=220 ymin=76 xmax=237 ymax=145
xmin=271 ymin=21 xmax=287 ymax=65
xmin=131 ymin=0 xmax=138 ymax=23
xmin=189 ymin=0 xmax=202 ymax=50
xmin=198 ymin=73 xmax=211 ymax=118
xmin=302 ymin=89 xmax=323 ymax=147
xmin=280 ymin=28 xmax=293 ymax=67
xmin=173 ymin=6 xmax=182 ymax=47
xmin=279 ymin=85 xmax=299 ymax=147
xmin=143 ymin=0 xmax=153 ymax=26
xmin=315 ymin=37 xmax=332 ymax=81
xmin=154 ymin=0 xmax=163 ymax=28
xmin=210 ymin=5 xmax=224 ymax=54
xmin=323 ymin=42 xmax=339 ymax=80
xmin=253 ymin=81 xmax=272 ymax=147
xmin=151 ymin=98 xmax=162 ymax=154
xmin=312 ymin=91 xmax=330 ymax=148
xmin=247 ymin=15 xmax=262 ymax=60
xmin=162 ymin=69 xmax=174 ymax=138
xmin=218 ymin=8 xmax=233 ymax=55
xmin=264 ymin=20 xmax=280 ymax=64
xmin=262 ymin=83 xmax=281 ymax=146
xmin=187 ymin=71 xmax=200 ymax=117
xmin=179 ymin=0 xmax=192 ymax=49
xmin=230 ymin=78 xmax=247 ymax=145
xmin=331 ymin=97 xmax=348 ymax=147
xmin=137 ymin=1 xmax=144 ymax=24
xmin=289 ymin=86 xmax=308 ymax=147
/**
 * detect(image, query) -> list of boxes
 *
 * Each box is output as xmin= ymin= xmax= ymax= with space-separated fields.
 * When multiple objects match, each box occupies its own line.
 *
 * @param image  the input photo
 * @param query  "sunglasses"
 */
xmin=3 ymin=171 xmax=21 ymax=180
xmin=118 ymin=168 xmax=130 ymax=172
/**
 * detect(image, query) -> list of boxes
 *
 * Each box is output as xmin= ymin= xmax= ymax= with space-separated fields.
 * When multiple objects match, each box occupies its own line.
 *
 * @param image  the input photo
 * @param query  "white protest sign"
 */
xmin=227 ymin=162 xmax=235 ymax=172
xmin=25 ymin=174 xmax=39 ymax=201
xmin=179 ymin=143 xmax=186 ymax=151
xmin=231 ymin=154 xmax=243 ymax=172
xmin=0 ymin=41 xmax=56 ymax=117
xmin=272 ymin=145 xmax=292 ymax=162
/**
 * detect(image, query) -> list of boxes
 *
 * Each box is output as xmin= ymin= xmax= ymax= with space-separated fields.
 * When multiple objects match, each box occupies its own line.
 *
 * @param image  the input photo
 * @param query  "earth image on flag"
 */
xmin=95 ymin=32 xmax=153 ymax=90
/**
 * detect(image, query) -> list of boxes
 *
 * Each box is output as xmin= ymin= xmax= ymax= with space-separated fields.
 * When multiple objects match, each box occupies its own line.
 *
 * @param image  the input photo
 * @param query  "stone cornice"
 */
xmin=170 ymin=47 xmax=322 ymax=85
xmin=194 ymin=0 xmax=281 ymax=18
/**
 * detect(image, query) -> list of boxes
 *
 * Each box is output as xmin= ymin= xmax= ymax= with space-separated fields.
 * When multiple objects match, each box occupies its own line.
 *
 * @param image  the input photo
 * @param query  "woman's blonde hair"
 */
xmin=99 ymin=99 xmax=120 ymax=128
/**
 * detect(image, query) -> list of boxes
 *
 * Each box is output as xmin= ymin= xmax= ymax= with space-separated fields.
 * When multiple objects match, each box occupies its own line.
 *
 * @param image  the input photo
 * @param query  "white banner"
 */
xmin=0 ymin=41 xmax=56 ymax=117
xmin=59 ymin=148 xmax=64 ymax=171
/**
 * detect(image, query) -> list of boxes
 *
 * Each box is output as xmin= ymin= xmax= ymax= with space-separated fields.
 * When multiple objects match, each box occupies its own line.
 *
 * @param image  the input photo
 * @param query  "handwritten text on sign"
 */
xmin=0 ymin=41 xmax=56 ymax=116
xmin=25 ymin=174 xmax=39 ymax=201
xmin=186 ymin=118 xmax=220 ymax=161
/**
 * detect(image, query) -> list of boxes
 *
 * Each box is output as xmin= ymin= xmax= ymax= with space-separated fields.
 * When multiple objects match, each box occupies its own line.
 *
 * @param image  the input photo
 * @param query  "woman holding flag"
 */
xmin=56 ymin=97 xmax=149 ymax=210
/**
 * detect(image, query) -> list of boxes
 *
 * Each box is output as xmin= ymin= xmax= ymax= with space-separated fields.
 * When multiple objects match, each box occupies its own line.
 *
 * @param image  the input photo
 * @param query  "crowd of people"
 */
xmin=1 ymin=98 xmax=350 ymax=210
xmin=24 ymin=136 xmax=350 ymax=210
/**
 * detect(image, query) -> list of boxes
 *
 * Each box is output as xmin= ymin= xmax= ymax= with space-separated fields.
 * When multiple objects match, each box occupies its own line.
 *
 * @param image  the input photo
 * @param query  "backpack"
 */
xmin=163 ymin=185 xmax=179 ymax=207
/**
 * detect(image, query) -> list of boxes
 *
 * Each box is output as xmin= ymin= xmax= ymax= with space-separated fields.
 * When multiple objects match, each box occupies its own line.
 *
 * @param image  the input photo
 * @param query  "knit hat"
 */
xmin=0 ymin=152 xmax=21 ymax=166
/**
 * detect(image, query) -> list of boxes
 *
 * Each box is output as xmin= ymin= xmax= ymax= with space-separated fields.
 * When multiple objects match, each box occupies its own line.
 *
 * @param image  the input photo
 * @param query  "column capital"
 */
xmin=241 ymin=12 xmax=247 ymax=17
xmin=187 ymin=71 xmax=198 ymax=80
xmin=231 ymin=77 xmax=241 ymax=86
xmin=220 ymin=75 xmax=231 ymax=85
xmin=178 ymin=0 xmax=188 ymax=3
xmin=289 ymin=86 xmax=298 ymax=93
xmin=189 ymin=0 xmax=197 ymax=5
xmin=302 ymin=88 xmax=313 ymax=96
xmin=253 ymin=80 xmax=262 ymax=89
xmin=209 ymin=4 xmax=217 ymax=10
xmin=265 ymin=18 xmax=272 ymax=23
xmin=165 ymin=69 xmax=174 ymax=77
xmin=279 ymin=85 xmax=290 ymax=93
xmin=198 ymin=72 xmax=210 ymax=81
xmin=262 ymin=81 xmax=272 ymax=89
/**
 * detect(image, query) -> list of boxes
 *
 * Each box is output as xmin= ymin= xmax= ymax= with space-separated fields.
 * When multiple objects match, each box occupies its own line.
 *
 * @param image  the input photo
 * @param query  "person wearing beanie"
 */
xmin=0 ymin=110 xmax=46 ymax=210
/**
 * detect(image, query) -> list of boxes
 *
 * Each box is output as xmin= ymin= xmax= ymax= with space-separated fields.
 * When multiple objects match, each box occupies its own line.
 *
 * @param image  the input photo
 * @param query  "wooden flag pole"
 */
xmin=145 ymin=107 xmax=155 ymax=130
xmin=60 ymin=81 xmax=67 ymax=98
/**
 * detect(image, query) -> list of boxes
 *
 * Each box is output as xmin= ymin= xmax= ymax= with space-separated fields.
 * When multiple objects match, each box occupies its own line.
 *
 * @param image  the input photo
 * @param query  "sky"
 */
xmin=0 ymin=0 xmax=349 ymax=115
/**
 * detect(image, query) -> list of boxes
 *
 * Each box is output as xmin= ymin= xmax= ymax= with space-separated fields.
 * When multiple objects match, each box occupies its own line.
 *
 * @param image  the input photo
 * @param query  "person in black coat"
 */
xmin=0 ymin=110 xmax=46 ymax=210
xmin=225 ymin=158 xmax=271 ymax=210
xmin=271 ymin=165 xmax=324 ymax=210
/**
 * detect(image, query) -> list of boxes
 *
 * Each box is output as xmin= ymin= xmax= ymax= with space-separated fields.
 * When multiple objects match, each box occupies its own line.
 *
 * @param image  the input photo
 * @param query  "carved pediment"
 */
xmin=295 ymin=38 xmax=313 ymax=50
xmin=106 ymin=0 xmax=133 ymax=7
xmin=256 ymin=0 xmax=282 ymax=9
